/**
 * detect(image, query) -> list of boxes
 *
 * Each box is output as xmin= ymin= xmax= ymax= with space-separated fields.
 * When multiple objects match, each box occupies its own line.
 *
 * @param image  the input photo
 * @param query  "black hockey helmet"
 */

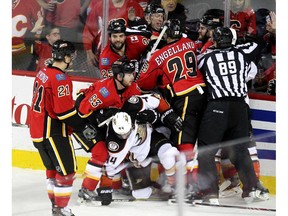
xmin=144 ymin=3 xmax=153 ymax=16
xmin=212 ymin=26 xmax=233 ymax=49
xmin=149 ymin=4 xmax=165 ymax=16
xmin=108 ymin=18 xmax=126 ymax=35
xmin=112 ymin=57 xmax=135 ymax=78
xmin=200 ymin=9 xmax=224 ymax=29
xmin=203 ymin=9 xmax=225 ymax=18
xmin=52 ymin=39 xmax=76 ymax=60
xmin=165 ymin=19 xmax=182 ymax=39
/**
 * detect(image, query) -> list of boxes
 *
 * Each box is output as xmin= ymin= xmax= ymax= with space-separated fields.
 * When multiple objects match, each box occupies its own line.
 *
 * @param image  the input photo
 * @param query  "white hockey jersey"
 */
xmin=104 ymin=94 xmax=162 ymax=177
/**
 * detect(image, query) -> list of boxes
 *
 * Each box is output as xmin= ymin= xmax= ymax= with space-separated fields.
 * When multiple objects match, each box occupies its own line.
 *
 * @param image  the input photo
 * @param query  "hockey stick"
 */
xmin=112 ymin=197 xmax=169 ymax=202
xmin=65 ymin=69 xmax=87 ymax=73
xmin=135 ymin=25 xmax=168 ymax=81
xmin=193 ymin=201 xmax=276 ymax=212
xmin=111 ymin=197 xmax=276 ymax=212
xmin=146 ymin=25 xmax=168 ymax=61
xmin=98 ymin=116 xmax=114 ymax=127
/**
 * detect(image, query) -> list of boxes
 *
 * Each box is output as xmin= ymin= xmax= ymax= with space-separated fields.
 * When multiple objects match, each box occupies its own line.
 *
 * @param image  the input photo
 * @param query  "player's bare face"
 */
xmin=122 ymin=73 xmax=135 ymax=86
xmin=150 ymin=13 xmax=164 ymax=31
xmin=198 ymin=24 xmax=208 ymax=40
xmin=110 ymin=33 xmax=126 ymax=51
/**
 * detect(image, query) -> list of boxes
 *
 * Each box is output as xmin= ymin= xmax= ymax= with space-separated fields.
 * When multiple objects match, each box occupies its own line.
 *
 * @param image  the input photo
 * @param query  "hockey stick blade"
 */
xmin=112 ymin=197 xmax=169 ymax=202
xmin=193 ymin=201 xmax=276 ymax=212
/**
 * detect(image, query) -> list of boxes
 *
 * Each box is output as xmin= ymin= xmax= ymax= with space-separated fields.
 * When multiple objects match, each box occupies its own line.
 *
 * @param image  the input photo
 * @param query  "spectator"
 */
xmin=31 ymin=26 xmax=61 ymax=72
xmin=253 ymin=11 xmax=276 ymax=94
xmin=136 ymin=0 xmax=150 ymax=11
xmin=197 ymin=27 xmax=269 ymax=204
xmin=230 ymin=0 xmax=257 ymax=42
xmin=160 ymin=0 xmax=187 ymax=26
xmin=12 ymin=0 xmax=44 ymax=70
xmin=29 ymin=39 xmax=97 ymax=216
xmin=99 ymin=19 xmax=149 ymax=78
xmin=36 ymin=0 xmax=91 ymax=43
xmin=82 ymin=0 xmax=144 ymax=67
xmin=263 ymin=11 xmax=276 ymax=60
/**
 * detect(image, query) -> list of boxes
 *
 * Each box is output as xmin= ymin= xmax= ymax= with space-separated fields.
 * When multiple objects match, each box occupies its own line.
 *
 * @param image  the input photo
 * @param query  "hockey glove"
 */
xmin=136 ymin=109 xmax=159 ymax=124
xmin=97 ymin=187 xmax=113 ymax=205
xmin=161 ymin=109 xmax=183 ymax=132
xmin=82 ymin=124 xmax=97 ymax=140
xmin=75 ymin=91 xmax=85 ymax=110
xmin=95 ymin=108 xmax=119 ymax=126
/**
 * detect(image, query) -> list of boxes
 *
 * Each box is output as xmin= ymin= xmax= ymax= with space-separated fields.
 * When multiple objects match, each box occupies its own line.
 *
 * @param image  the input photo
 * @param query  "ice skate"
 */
xmin=77 ymin=187 xmax=101 ymax=206
xmin=190 ymin=192 xmax=219 ymax=205
xmin=52 ymin=207 xmax=75 ymax=216
xmin=242 ymin=183 xmax=269 ymax=204
xmin=255 ymin=181 xmax=269 ymax=201
xmin=219 ymin=176 xmax=242 ymax=198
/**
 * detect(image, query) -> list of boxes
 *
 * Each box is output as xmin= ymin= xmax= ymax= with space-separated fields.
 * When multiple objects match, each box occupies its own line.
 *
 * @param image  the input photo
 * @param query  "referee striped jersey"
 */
xmin=198 ymin=42 xmax=259 ymax=100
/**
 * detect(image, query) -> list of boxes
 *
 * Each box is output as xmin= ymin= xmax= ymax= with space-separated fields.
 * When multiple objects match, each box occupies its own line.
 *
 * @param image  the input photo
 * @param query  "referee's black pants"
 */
xmin=197 ymin=98 xmax=258 ymax=197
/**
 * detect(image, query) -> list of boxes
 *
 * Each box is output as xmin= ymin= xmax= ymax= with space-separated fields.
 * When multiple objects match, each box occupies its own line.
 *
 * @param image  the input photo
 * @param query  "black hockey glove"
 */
xmin=136 ymin=109 xmax=159 ymax=124
xmin=94 ymin=108 xmax=119 ymax=126
xmin=82 ymin=124 xmax=97 ymax=140
xmin=161 ymin=109 xmax=183 ymax=132
xmin=97 ymin=187 xmax=113 ymax=206
xmin=75 ymin=92 xmax=85 ymax=110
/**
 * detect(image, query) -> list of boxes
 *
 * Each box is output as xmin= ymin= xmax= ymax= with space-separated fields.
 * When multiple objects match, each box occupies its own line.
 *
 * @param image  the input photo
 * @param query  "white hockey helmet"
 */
xmin=112 ymin=112 xmax=133 ymax=139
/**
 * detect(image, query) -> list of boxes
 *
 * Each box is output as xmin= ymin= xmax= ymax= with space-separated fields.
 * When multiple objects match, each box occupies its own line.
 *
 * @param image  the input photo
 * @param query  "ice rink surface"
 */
xmin=12 ymin=167 xmax=276 ymax=216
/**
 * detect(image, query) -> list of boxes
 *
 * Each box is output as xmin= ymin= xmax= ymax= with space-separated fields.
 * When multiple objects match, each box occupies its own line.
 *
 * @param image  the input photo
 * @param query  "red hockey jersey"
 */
xmin=99 ymin=35 xmax=149 ymax=78
xmin=29 ymin=66 xmax=77 ymax=141
xmin=137 ymin=37 xmax=206 ymax=97
xmin=77 ymin=78 xmax=141 ymax=118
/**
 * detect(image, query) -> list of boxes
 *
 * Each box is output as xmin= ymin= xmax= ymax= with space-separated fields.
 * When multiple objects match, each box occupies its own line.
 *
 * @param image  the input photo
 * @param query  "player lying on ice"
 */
xmin=77 ymin=93 xmax=185 ymax=206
